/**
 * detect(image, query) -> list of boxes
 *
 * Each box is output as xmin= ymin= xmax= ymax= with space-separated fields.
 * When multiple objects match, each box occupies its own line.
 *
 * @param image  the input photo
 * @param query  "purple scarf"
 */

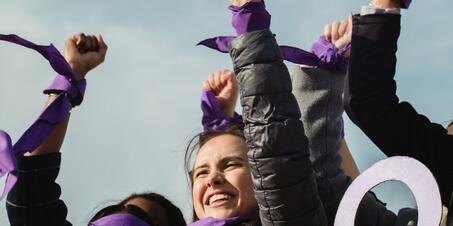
xmin=89 ymin=214 xmax=151 ymax=226
xmin=0 ymin=34 xmax=85 ymax=200
xmin=201 ymin=89 xmax=243 ymax=132
xmin=197 ymin=1 xmax=350 ymax=73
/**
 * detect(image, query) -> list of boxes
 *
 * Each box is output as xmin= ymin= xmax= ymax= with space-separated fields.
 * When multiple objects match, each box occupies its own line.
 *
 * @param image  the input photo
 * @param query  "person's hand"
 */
xmin=230 ymin=0 xmax=261 ymax=7
xmin=203 ymin=69 xmax=238 ymax=118
xmin=64 ymin=33 xmax=108 ymax=80
xmin=324 ymin=15 xmax=352 ymax=52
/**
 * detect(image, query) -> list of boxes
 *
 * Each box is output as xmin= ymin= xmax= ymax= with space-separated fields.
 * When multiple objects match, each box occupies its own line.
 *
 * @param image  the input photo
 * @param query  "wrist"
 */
xmin=68 ymin=62 xmax=87 ymax=80
xmin=222 ymin=108 xmax=235 ymax=118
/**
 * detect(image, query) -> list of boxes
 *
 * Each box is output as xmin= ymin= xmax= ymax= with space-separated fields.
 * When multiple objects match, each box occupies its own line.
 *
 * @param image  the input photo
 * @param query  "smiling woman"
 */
xmin=185 ymin=127 xmax=258 ymax=223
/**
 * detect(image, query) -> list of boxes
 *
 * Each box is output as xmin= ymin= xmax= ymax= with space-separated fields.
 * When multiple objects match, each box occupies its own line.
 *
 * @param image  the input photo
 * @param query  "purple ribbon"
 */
xmin=197 ymin=1 xmax=350 ymax=73
xmin=0 ymin=34 xmax=85 ymax=200
xmin=201 ymin=89 xmax=243 ymax=132
xmin=89 ymin=214 xmax=151 ymax=226
xmin=189 ymin=216 xmax=250 ymax=226
xmin=229 ymin=1 xmax=271 ymax=36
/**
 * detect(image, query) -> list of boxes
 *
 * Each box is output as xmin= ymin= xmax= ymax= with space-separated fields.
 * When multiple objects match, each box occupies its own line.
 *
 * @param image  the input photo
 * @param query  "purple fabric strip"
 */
xmin=197 ymin=1 xmax=350 ymax=73
xmin=229 ymin=1 xmax=271 ymax=36
xmin=310 ymin=36 xmax=351 ymax=73
xmin=0 ymin=34 xmax=85 ymax=200
xmin=89 ymin=214 xmax=151 ymax=226
xmin=201 ymin=89 xmax=243 ymax=132
xmin=199 ymin=36 xmax=350 ymax=74
xmin=189 ymin=216 xmax=250 ymax=226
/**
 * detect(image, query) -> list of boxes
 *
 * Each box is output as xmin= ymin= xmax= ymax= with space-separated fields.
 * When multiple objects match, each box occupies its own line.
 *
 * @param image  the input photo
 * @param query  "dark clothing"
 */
xmin=229 ymin=30 xmax=327 ymax=226
xmin=344 ymin=13 xmax=453 ymax=209
xmin=6 ymin=153 xmax=72 ymax=226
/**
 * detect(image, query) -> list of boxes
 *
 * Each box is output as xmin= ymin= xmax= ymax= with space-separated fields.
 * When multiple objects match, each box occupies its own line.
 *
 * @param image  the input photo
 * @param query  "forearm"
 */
xmin=25 ymin=66 xmax=86 ymax=156
xmin=291 ymin=66 xmax=345 ymax=177
xmin=231 ymin=30 xmax=327 ymax=226
xmin=25 ymin=96 xmax=70 ymax=156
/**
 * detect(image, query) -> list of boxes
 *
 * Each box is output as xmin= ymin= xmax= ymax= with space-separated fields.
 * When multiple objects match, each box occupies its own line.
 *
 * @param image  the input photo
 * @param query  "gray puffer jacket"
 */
xmin=229 ymin=29 xmax=327 ymax=226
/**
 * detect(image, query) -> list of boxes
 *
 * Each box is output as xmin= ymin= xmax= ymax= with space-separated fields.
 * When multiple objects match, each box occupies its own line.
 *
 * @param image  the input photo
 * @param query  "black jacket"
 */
xmin=229 ymin=29 xmax=327 ymax=226
xmin=344 ymin=14 xmax=453 ymax=208
xmin=6 ymin=153 xmax=72 ymax=226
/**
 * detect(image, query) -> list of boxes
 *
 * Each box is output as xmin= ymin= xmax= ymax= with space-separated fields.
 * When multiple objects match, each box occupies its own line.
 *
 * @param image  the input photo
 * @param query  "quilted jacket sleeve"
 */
xmin=230 ymin=30 xmax=327 ymax=226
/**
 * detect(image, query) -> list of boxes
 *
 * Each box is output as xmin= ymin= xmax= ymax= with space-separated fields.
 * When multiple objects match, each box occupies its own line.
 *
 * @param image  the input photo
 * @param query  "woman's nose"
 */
xmin=206 ymin=171 xmax=225 ymax=187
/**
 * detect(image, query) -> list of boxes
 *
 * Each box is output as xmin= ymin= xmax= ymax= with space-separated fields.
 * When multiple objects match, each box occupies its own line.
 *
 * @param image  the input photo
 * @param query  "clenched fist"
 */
xmin=64 ymin=33 xmax=108 ymax=80
xmin=203 ymin=69 xmax=239 ymax=118
xmin=324 ymin=15 xmax=352 ymax=54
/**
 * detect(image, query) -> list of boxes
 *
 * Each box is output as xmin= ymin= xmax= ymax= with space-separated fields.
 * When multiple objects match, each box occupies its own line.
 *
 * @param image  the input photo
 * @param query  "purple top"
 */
xmin=89 ymin=214 xmax=151 ymax=226
xmin=189 ymin=216 xmax=250 ymax=226
xmin=201 ymin=89 xmax=243 ymax=132
xmin=0 ymin=34 xmax=85 ymax=200
xmin=197 ymin=1 xmax=350 ymax=74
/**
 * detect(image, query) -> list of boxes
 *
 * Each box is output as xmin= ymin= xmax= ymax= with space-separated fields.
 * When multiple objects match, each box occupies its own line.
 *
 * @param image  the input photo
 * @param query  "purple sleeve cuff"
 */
xmin=0 ymin=34 xmax=84 ymax=201
xmin=201 ymin=89 xmax=244 ymax=132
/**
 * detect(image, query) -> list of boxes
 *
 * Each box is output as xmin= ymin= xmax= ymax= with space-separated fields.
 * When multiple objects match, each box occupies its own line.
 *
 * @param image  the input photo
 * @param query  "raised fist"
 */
xmin=324 ymin=15 xmax=352 ymax=54
xmin=64 ymin=33 xmax=108 ymax=80
xmin=203 ymin=69 xmax=239 ymax=117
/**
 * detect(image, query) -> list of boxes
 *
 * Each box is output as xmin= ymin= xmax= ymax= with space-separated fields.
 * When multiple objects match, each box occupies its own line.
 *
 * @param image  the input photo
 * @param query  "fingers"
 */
xmin=330 ymin=21 xmax=341 ymax=43
xmin=338 ymin=20 xmax=348 ymax=38
xmin=325 ymin=15 xmax=353 ymax=49
xmin=324 ymin=23 xmax=332 ymax=42
xmin=204 ymin=69 xmax=235 ymax=94
xmin=71 ymin=33 xmax=104 ymax=54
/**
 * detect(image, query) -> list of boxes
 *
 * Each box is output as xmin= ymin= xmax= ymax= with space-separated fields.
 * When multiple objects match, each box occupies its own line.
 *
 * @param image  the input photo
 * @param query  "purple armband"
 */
xmin=201 ymin=89 xmax=243 ymax=132
xmin=310 ymin=36 xmax=350 ymax=73
xmin=229 ymin=1 xmax=271 ymax=36
xmin=89 ymin=214 xmax=151 ymax=226
xmin=189 ymin=216 xmax=251 ymax=226
xmin=0 ymin=34 xmax=84 ymax=200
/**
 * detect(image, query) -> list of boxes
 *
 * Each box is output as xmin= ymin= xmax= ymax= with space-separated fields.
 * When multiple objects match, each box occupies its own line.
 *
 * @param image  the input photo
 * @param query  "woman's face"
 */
xmin=192 ymin=134 xmax=258 ymax=220
xmin=448 ymin=124 xmax=453 ymax=135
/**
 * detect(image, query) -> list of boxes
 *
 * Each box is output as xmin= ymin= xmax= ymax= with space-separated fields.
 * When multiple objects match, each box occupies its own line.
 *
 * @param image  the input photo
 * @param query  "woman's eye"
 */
xmin=195 ymin=170 xmax=208 ymax=178
xmin=226 ymin=162 xmax=241 ymax=169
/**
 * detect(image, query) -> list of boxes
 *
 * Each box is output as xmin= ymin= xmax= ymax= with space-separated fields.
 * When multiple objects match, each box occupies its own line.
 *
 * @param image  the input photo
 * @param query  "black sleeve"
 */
xmin=230 ymin=30 xmax=327 ymax=226
xmin=344 ymin=14 xmax=453 ymax=206
xmin=6 ymin=153 xmax=72 ymax=226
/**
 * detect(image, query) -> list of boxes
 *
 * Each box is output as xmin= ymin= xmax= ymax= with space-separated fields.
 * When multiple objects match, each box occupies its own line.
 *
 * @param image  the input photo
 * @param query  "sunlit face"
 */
xmin=192 ymin=134 xmax=258 ymax=221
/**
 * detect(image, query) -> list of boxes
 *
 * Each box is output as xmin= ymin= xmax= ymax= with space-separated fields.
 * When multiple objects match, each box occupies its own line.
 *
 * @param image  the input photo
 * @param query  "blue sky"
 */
xmin=1 ymin=0 xmax=452 ymax=224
